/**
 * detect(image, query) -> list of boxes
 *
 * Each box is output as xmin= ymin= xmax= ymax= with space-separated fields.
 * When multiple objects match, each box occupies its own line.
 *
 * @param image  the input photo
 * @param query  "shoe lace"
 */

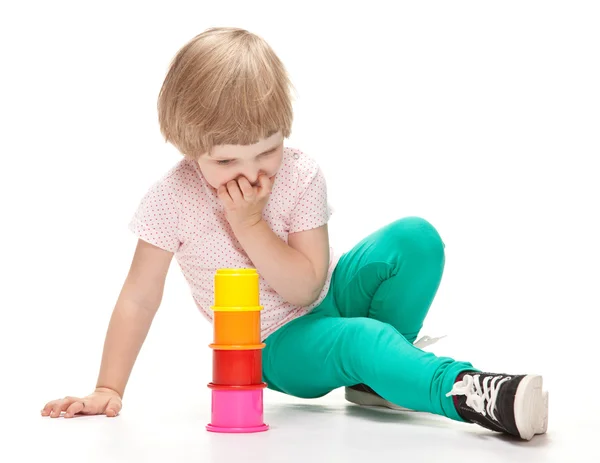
xmin=445 ymin=374 xmax=511 ymax=420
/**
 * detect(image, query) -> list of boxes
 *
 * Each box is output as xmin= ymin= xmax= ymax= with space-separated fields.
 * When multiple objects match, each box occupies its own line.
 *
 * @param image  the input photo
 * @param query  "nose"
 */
xmin=240 ymin=170 xmax=263 ymax=186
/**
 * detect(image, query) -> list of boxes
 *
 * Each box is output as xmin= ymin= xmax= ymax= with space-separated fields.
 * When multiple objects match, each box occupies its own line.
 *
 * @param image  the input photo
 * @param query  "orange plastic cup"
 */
xmin=213 ymin=309 xmax=261 ymax=345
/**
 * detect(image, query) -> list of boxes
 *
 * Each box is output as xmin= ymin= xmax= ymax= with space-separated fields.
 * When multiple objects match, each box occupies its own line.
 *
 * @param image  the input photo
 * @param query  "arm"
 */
xmin=232 ymin=220 xmax=330 ymax=307
xmin=95 ymin=239 xmax=174 ymax=398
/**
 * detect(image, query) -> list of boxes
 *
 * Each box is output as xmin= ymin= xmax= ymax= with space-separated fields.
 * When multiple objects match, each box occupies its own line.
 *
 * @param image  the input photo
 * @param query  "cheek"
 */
xmin=266 ymin=154 xmax=283 ymax=175
xmin=199 ymin=165 xmax=228 ymax=189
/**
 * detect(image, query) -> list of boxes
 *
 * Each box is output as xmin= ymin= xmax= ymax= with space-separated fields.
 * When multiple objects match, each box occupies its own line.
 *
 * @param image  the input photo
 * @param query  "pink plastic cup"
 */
xmin=206 ymin=383 xmax=269 ymax=433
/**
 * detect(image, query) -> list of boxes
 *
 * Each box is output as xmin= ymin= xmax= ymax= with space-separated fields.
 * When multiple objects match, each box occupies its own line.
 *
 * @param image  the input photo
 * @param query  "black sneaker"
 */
xmin=446 ymin=372 xmax=549 ymax=440
xmin=345 ymin=384 xmax=413 ymax=411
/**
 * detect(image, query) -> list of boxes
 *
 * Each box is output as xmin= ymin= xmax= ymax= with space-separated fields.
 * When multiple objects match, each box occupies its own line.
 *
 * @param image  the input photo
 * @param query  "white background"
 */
xmin=1 ymin=1 xmax=598 ymax=461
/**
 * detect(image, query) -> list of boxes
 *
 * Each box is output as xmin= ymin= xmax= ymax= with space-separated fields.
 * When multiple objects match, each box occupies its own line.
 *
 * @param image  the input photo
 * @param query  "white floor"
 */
xmin=10 ymin=309 xmax=599 ymax=463
xmin=11 ymin=384 xmax=591 ymax=463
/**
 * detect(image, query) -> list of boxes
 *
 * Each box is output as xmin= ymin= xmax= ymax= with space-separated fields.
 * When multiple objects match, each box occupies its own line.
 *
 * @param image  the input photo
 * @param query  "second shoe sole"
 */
xmin=344 ymin=387 xmax=414 ymax=412
xmin=514 ymin=374 xmax=549 ymax=440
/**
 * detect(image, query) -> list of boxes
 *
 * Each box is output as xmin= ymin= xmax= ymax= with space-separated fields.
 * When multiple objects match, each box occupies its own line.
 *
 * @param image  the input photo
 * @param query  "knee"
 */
xmin=387 ymin=217 xmax=445 ymax=261
xmin=336 ymin=318 xmax=402 ymax=360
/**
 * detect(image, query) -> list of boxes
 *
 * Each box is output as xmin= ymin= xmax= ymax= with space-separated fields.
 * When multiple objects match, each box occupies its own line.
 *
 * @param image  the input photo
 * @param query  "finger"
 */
xmin=226 ymin=179 xmax=244 ymax=202
xmin=53 ymin=397 xmax=81 ymax=418
xmin=64 ymin=401 xmax=85 ymax=418
xmin=105 ymin=397 xmax=122 ymax=417
xmin=50 ymin=401 xmax=66 ymax=418
xmin=257 ymin=174 xmax=273 ymax=198
xmin=236 ymin=176 xmax=255 ymax=200
xmin=41 ymin=400 xmax=59 ymax=416
xmin=217 ymin=184 xmax=233 ymax=207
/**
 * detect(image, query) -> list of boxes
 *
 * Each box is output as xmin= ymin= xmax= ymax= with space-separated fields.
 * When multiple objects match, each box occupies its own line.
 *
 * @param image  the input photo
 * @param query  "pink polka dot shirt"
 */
xmin=129 ymin=147 xmax=339 ymax=340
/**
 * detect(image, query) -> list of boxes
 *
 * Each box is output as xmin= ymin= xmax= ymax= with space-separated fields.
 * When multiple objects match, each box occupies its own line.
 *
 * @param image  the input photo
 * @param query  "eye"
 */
xmin=260 ymin=149 xmax=276 ymax=158
xmin=215 ymin=149 xmax=275 ymax=166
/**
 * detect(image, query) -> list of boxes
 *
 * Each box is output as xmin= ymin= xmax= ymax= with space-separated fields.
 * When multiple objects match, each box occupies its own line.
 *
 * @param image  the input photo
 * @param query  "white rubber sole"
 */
xmin=514 ymin=374 xmax=549 ymax=440
xmin=344 ymin=387 xmax=414 ymax=412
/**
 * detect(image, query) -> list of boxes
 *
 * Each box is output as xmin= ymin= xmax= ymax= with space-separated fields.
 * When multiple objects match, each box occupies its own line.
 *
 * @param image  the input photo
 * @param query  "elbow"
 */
xmin=291 ymin=293 xmax=319 ymax=308
xmin=294 ymin=276 xmax=326 ymax=307
xmin=287 ymin=252 xmax=329 ymax=307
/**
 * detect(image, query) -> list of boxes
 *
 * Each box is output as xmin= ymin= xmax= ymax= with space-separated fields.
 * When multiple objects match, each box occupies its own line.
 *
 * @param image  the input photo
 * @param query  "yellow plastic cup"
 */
xmin=214 ymin=269 xmax=260 ymax=307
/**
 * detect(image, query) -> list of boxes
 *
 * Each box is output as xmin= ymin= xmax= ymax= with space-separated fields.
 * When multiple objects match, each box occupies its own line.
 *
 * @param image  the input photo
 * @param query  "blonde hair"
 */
xmin=157 ymin=27 xmax=295 ymax=159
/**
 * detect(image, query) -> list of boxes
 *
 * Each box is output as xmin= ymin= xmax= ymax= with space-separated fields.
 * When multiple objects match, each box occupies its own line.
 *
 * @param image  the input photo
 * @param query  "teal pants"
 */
xmin=262 ymin=217 xmax=476 ymax=421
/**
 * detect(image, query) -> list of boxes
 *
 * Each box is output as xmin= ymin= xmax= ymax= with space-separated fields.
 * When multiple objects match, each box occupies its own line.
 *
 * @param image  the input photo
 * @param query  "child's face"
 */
xmin=197 ymin=131 xmax=284 ymax=190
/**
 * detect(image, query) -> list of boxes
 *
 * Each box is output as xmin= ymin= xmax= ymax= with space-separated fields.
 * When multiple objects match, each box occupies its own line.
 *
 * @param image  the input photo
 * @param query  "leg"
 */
xmin=263 ymin=216 xmax=549 ymax=439
xmin=262 ymin=299 xmax=473 ymax=421
xmin=331 ymin=216 xmax=444 ymax=342
xmin=329 ymin=217 xmax=447 ymax=406
xmin=263 ymin=276 xmax=549 ymax=440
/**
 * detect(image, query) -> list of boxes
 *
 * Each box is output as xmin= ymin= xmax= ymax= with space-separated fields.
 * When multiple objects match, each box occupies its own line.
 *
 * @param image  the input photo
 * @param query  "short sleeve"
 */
xmin=289 ymin=162 xmax=333 ymax=233
xmin=128 ymin=177 xmax=181 ymax=253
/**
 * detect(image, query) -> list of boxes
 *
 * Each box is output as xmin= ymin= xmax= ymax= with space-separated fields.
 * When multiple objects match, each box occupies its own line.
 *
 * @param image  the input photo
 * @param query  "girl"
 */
xmin=41 ymin=27 xmax=548 ymax=441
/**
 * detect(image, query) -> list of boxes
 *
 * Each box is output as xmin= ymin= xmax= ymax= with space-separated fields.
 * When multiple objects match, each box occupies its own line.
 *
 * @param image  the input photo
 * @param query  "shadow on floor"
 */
xmin=265 ymin=402 xmax=551 ymax=447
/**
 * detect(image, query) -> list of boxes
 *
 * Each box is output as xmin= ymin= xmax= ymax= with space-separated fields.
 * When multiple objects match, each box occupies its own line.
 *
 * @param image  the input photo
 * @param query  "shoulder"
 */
xmin=144 ymin=158 xmax=202 ymax=201
xmin=283 ymin=146 xmax=320 ymax=171
xmin=280 ymin=147 xmax=325 ymax=187
xmin=277 ymin=147 xmax=332 ymax=230
xmin=161 ymin=158 xmax=200 ymax=188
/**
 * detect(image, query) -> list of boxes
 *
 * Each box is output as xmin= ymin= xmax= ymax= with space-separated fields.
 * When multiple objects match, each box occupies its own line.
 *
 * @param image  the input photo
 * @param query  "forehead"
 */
xmin=210 ymin=131 xmax=283 ymax=158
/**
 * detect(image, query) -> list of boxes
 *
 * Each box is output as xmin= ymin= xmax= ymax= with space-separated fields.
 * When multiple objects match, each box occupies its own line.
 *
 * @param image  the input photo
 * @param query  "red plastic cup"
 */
xmin=212 ymin=349 xmax=263 ymax=386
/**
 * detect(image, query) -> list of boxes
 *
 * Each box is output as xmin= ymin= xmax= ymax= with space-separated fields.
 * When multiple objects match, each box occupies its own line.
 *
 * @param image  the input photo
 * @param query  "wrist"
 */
xmin=95 ymin=385 xmax=123 ymax=398
xmin=231 ymin=217 xmax=265 ymax=237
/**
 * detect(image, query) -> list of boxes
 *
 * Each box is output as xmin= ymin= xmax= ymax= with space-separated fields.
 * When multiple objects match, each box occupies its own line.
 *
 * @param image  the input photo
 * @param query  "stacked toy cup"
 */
xmin=206 ymin=268 xmax=269 ymax=433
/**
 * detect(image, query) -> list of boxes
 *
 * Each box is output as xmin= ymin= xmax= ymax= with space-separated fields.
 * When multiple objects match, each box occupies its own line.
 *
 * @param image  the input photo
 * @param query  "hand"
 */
xmin=217 ymin=174 xmax=274 ymax=231
xmin=41 ymin=387 xmax=122 ymax=418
